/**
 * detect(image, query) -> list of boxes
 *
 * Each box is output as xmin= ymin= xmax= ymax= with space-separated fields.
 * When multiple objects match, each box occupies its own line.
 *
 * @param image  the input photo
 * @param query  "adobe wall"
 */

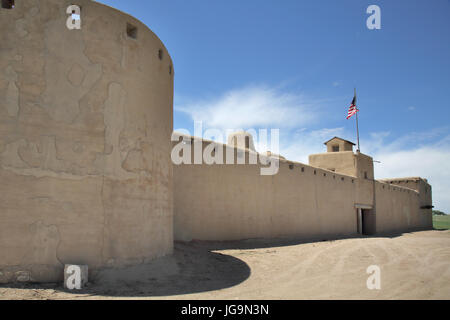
xmin=173 ymin=139 xmax=364 ymax=241
xmin=309 ymin=151 xmax=356 ymax=176
xmin=173 ymin=137 xmax=433 ymax=241
xmin=379 ymin=178 xmax=433 ymax=212
xmin=375 ymin=180 xmax=433 ymax=233
xmin=0 ymin=0 xmax=174 ymax=283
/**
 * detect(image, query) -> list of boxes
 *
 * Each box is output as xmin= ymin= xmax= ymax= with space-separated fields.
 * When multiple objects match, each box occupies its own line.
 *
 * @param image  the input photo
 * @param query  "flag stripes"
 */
xmin=346 ymin=94 xmax=359 ymax=119
xmin=347 ymin=104 xmax=359 ymax=119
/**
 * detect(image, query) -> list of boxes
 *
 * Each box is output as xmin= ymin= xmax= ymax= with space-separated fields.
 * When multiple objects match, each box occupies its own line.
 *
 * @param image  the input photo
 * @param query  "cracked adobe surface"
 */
xmin=0 ymin=0 xmax=174 ymax=283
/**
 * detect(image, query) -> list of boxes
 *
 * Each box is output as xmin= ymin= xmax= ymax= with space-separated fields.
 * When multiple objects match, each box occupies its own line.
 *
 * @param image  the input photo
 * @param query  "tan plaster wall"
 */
xmin=355 ymin=153 xmax=374 ymax=180
xmin=309 ymin=151 xmax=356 ymax=177
xmin=379 ymin=178 xmax=433 ymax=211
xmin=309 ymin=152 xmax=374 ymax=180
xmin=173 ymin=138 xmax=432 ymax=241
xmin=173 ymin=140 xmax=361 ymax=241
xmin=374 ymin=181 xmax=432 ymax=233
xmin=375 ymin=179 xmax=433 ymax=232
xmin=0 ymin=0 xmax=174 ymax=283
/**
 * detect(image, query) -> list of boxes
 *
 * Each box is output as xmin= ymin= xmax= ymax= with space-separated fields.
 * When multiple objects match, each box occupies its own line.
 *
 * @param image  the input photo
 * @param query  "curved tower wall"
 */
xmin=0 ymin=0 xmax=174 ymax=282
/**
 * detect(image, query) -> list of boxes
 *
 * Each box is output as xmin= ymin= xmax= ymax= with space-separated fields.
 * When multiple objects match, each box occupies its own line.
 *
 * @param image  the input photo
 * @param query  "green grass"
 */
xmin=433 ymin=215 xmax=450 ymax=230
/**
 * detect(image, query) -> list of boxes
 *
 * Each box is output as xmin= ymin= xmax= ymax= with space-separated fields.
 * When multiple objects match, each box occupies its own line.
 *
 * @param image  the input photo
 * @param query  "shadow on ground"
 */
xmin=198 ymin=228 xmax=432 ymax=251
xmin=0 ymin=242 xmax=251 ymax=298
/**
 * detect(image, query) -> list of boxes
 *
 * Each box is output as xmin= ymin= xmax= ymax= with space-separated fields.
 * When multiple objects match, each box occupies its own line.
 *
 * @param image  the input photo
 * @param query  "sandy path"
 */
xmin=1 ymin=230 xmax=449 ymax=300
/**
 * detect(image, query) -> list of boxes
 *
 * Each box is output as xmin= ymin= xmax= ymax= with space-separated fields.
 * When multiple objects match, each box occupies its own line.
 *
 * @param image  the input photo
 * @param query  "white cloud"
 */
xmin=175 ymin=85 xmax=322 ymax=130
xmin=280 ymin=127 xmax=346 ymax=163
xmin=374 ymin=146 xmax=450 ymax=213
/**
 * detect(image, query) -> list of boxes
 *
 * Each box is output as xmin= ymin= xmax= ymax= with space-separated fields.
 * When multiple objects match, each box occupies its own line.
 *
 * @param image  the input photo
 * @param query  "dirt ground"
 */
xmin=1 ymin=230 xmax=449 ymax=300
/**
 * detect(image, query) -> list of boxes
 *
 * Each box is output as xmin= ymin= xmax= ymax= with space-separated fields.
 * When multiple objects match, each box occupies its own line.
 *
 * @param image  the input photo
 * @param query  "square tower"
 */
xmin=309 ymin=137 xmax=374 ymax=180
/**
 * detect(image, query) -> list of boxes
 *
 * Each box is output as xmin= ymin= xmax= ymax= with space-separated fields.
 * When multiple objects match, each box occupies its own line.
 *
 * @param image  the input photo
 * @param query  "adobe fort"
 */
xmin=0 ymin=0 xmax=432 ymax=283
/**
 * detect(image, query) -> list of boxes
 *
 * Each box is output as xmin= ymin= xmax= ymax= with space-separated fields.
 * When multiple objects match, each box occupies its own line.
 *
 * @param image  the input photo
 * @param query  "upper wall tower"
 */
xmin=309 ymin=137 xmax=374 ymax=180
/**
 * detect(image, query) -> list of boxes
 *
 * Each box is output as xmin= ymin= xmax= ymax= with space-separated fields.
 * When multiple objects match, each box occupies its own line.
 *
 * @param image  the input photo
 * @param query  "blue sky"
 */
xmin=97 ymin=0 xmax=450 ymax=212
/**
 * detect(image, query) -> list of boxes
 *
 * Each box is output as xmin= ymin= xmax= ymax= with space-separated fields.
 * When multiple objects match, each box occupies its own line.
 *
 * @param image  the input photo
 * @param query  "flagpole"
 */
xmin=355 ymin=88 xmax=361 ymax=152
xmin=356 ymin=107 xmax=361 ymax=153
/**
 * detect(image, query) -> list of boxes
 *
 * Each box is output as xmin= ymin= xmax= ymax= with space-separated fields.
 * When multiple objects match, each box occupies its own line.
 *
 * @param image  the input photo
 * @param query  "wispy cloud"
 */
xmin=280 ymin=127 xmax=346 ymax=163
xmin=332 ymin=81 xmax=342 ymax=87
xmin=175 ymin=85 xmax=323 ymax=130
xmin=374 ymin=143 xmax=450 ymax=214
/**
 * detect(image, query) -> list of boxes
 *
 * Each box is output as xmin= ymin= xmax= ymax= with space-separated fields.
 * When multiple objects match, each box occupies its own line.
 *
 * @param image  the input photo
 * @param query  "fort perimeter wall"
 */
xmin=173 ymin=138 xmax=432 ymax=241
xmin=375 ymin=179 xmax=433 ymax=233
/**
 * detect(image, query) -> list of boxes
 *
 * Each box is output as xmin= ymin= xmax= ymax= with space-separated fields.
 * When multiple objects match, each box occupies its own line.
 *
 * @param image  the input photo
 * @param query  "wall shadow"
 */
xmin=186 ymin=227 xmax=436 ymax=251
xmin=1 ymin=242 xmax=251 ymax=298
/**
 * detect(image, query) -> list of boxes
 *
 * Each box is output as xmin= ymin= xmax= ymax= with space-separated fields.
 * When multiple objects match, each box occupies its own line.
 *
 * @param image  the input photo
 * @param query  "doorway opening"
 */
xmin=356 ymin=207 xmax=376 ymax=235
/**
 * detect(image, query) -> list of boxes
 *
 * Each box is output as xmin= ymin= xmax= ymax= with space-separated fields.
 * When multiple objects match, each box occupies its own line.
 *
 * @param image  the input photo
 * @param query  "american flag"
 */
xmin=347 ymin=93 xmax=359 ymax=119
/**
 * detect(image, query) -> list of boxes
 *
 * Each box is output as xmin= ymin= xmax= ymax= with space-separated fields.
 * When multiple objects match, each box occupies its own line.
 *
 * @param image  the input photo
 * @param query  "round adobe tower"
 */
xmin=0 ymin=0 xmax=173 ymax=282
